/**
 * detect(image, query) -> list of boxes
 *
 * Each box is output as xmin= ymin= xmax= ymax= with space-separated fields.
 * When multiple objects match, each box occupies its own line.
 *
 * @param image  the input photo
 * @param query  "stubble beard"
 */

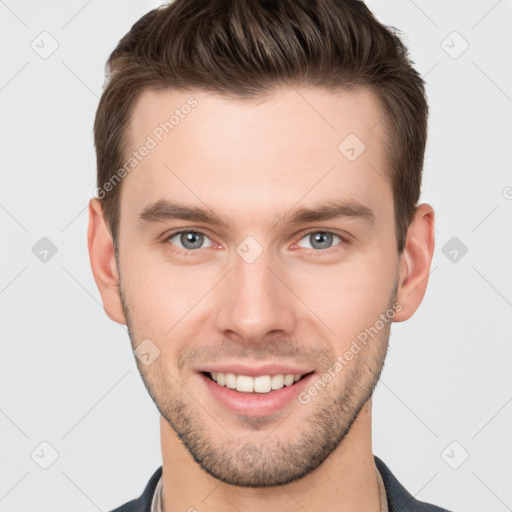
xmin=119 ymin=282 xmax=393 ymax=487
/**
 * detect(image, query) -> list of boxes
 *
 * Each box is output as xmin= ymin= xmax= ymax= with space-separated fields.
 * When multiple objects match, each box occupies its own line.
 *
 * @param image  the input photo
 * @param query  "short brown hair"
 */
xmin=94 ymin=0 xmax=428 ymax=254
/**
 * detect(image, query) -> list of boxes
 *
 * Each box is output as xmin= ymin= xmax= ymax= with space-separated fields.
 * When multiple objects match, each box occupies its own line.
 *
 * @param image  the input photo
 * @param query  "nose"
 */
xmin=214 ymin=247 xmax=298 ymax=344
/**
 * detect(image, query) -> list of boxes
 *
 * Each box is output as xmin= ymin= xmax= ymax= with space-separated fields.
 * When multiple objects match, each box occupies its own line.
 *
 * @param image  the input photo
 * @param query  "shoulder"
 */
xmin=108 ymin=466 xmax=162 ymax=512
xmin=374 ymin=455 xmax=453 ymax=512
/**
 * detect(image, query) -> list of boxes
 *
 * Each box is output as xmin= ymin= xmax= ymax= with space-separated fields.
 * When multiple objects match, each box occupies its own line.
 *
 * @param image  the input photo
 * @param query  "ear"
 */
xmin=394 ymin=203 xmax=435 ymax=322
xmin=87 ymin=198 xmax=126 ymax=325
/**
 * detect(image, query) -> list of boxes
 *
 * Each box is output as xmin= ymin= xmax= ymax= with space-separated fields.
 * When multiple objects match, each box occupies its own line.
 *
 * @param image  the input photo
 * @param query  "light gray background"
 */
xmin=1 ymin=1 xmax=511 ymax=511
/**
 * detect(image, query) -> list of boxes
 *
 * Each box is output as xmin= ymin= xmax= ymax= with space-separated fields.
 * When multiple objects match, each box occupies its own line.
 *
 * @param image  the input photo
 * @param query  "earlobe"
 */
xmin=394 ymin=203 xmax=435 ymax=322
xmin=87 ymin=198 xmax=127 ymax=325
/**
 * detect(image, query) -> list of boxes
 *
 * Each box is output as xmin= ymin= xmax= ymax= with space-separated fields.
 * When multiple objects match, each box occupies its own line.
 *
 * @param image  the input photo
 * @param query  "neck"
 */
xmin=159 ymin=399 xmax=380 ymax=512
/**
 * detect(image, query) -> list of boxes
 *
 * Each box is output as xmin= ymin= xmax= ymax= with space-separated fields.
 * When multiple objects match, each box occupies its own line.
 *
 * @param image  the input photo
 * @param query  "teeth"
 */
xmin=225 ymin=372 xmax=237 ymax=389
xmin=236 ymin=375 xmax=254 ymax=392
xmin=254 ymin=376 xmax=271 ymax=393
xmin=271 ymin=374 xmax=284 ymax=390
xmin=283 ymin=374 xmax=295 ymax=386
xmin=209 ymin=372 xmax=306 ymax=393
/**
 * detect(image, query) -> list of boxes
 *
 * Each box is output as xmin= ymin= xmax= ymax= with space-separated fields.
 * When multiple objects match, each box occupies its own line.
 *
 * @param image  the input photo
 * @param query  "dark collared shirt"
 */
xmin=110 ymin=455 xmax=454 ymax=512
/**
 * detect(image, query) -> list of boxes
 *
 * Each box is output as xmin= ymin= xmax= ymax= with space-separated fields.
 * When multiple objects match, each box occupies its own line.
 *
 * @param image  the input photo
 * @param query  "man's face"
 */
xmin=115 ymin=85 xmax=401 ymax=486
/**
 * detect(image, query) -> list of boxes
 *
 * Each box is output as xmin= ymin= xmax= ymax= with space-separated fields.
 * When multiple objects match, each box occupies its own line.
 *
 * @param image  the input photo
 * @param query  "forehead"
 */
xmin=121 ymin=85 xmax=392 ymax=230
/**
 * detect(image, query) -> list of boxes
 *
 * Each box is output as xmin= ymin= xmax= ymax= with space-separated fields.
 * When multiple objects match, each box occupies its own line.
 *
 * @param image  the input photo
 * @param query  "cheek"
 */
xmin=120 ymin=247 xmax=221 ymax=335
xmin=291 ymin=257 xmax=395 ymax=343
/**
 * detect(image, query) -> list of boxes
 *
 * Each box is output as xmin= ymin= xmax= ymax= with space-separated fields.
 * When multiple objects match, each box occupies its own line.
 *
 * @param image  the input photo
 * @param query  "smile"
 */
xmin=199 ymin=369 xmax=316 ymax=416
xmin=205 ymin=371 xmax=312 ymax=393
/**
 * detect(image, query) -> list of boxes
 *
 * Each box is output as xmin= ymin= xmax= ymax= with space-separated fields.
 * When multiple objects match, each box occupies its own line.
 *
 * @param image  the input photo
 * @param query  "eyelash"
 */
xmin=163 ymin=228 xmax=348 ymax=255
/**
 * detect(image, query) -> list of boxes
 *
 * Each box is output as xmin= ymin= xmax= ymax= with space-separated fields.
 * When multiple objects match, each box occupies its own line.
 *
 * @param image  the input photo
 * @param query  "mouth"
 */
xmin=197 ymin=365 xmax=317 ymax=416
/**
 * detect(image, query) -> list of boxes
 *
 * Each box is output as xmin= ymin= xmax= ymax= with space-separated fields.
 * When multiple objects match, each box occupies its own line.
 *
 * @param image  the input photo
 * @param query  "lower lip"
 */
xmin=199 ymin=372 xmax=315 ymax=416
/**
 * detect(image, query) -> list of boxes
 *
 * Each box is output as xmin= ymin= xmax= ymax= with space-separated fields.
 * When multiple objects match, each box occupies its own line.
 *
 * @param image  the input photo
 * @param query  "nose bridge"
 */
xmin=214 ymin=244 xmax=297 ymax=342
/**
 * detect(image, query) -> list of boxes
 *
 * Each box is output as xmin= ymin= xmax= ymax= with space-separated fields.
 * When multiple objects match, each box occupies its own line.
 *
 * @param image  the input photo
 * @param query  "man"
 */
xmin=87 ymin=0 xmax=452 ymax=510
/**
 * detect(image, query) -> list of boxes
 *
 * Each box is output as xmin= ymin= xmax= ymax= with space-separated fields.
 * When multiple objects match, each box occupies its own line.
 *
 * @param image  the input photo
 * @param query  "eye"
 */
xmin=296 ymin=231 xmax=343 ymax=251
xmin=166 ymin=229 xmax=213 ymax=251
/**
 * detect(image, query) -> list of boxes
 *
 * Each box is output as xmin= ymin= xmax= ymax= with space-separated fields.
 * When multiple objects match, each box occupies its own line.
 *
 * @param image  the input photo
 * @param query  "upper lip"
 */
xmin=199 ymin=363 xmax=314 ymax=377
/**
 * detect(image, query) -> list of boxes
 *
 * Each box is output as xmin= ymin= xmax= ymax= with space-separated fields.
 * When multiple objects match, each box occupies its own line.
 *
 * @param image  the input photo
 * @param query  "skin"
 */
xmin=88 ymin=85 xmax=435 ymax=512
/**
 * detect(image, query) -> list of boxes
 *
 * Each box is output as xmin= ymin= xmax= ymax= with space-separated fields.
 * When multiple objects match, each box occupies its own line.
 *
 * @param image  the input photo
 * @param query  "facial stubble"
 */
xmin=118 ymin=278 xmax=395 ymax=487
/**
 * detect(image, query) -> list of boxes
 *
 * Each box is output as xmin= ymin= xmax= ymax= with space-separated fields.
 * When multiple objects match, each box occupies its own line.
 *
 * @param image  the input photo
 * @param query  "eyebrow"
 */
xmin=138 ymin=200 xmax=231 ymax=228
xmin=137 ymin=198 xmax=376 ymax=229
xmin=283 ymin=199 xmax=376 ymax=226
